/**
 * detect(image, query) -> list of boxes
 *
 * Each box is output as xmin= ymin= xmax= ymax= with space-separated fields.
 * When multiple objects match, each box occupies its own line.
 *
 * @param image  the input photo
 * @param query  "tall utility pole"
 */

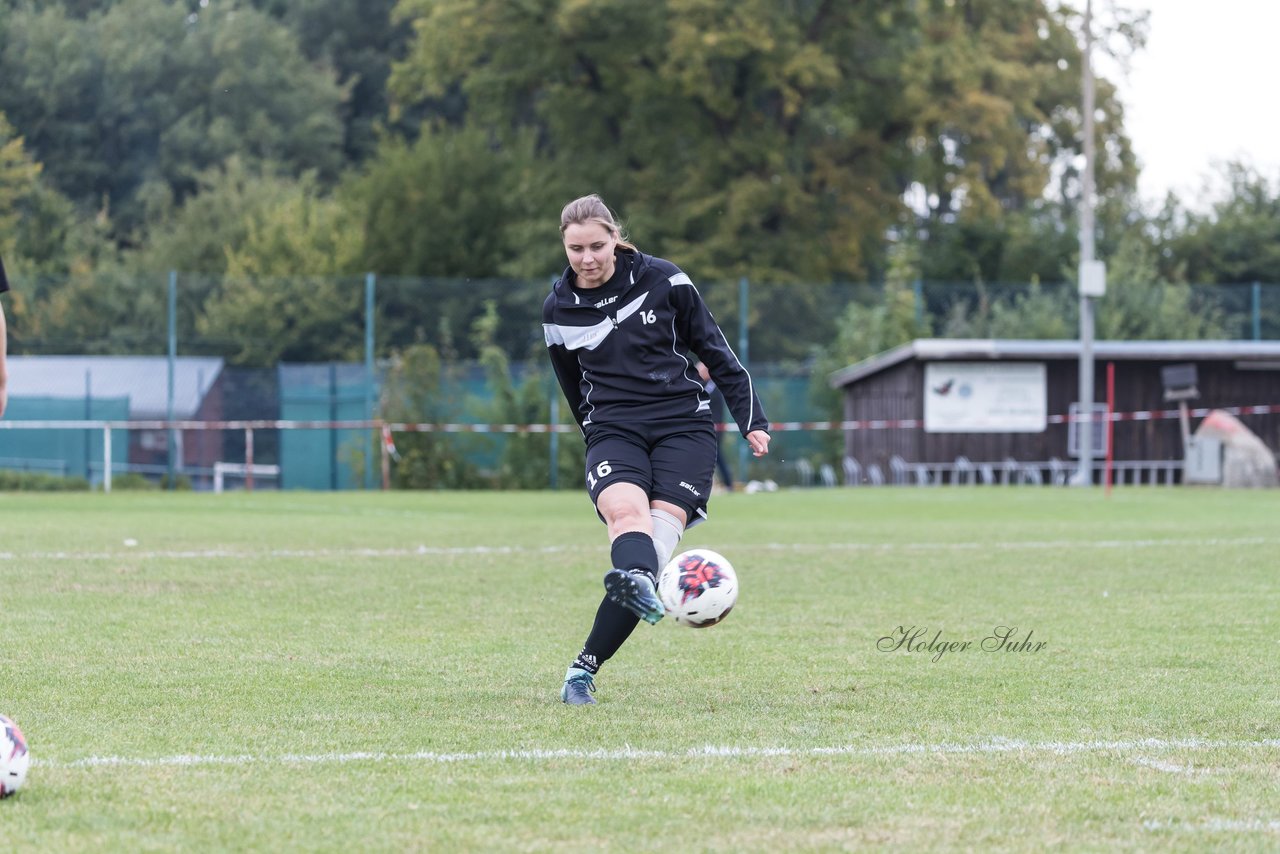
xmin=1076 ymin=0 xmax=1099 ymax=485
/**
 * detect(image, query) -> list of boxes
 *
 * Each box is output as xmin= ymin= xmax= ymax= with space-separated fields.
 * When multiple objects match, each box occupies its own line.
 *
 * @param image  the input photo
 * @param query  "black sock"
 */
xmin=610 ymin=531 xmax=659 ymax=583
xmin=569 ymin=532 xmax=659 ymax=674
xmin=573 ymin=597 xmax=640 ymax=673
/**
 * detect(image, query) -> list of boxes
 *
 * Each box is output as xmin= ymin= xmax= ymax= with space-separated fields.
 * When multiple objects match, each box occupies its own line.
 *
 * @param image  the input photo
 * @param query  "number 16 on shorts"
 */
xmin=586 ymin=460 xmax=612 ymax=491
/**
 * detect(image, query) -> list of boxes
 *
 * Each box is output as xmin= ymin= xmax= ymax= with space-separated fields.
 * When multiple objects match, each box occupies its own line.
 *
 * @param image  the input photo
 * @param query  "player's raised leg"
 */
xmin=597 ymin=482 xmax=664 ymax=624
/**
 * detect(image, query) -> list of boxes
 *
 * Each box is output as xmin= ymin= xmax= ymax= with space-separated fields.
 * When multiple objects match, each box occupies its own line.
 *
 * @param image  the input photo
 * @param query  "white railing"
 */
xmin=212 ymin=462 xmax=282 ymax=494
xmin=0 ymin=419 xmax=385 ymax=493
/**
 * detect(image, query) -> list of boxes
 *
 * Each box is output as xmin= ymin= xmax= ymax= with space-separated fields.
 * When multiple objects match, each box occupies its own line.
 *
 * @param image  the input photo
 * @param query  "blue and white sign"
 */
xmin=924 ymin=362 xmax=1047 ymax=433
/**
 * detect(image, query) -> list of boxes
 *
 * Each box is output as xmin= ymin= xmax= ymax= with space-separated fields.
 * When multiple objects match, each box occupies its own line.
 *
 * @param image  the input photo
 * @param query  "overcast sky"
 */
xmin=1118 ymin=0 xmax=1280 ymax=209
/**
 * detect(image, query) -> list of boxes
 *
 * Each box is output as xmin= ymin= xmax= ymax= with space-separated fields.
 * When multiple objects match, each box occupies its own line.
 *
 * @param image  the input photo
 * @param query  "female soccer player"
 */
xmin=543 ymin=194 xmax=770 ymax=704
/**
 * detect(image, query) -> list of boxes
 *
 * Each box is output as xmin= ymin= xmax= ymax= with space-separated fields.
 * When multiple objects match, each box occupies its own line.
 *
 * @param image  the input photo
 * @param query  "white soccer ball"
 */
xmin=658 ymin=549 xmax=738 ymax=628
xmin=0 ymin=715 xmax=29 ymax=799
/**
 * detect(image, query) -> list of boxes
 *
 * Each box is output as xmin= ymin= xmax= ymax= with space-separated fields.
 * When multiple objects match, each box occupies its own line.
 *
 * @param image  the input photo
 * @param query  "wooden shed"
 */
xmin=828 ymin=339 xmax=1280 ymax=484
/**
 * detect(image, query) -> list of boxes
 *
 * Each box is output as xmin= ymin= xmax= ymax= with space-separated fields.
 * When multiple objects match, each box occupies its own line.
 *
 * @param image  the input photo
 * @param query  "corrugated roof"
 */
xmin=830 ymin=339 xmax=1280 ymax=388
xmin=6 ymin=356 xmax=224 ymax=418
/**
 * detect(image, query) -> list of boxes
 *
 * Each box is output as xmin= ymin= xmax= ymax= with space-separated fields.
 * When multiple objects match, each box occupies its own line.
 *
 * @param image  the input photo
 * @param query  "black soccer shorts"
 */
xmin=583 ymin=418 xmax=719 ymax=525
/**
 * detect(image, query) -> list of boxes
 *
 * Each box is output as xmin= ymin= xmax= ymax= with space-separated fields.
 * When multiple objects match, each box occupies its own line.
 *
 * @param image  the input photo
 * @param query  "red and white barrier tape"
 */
xmin=1 ymin=404 xmax=1276 ymax=433
xmin=761 ymin=403 xmax=1280 ymax=433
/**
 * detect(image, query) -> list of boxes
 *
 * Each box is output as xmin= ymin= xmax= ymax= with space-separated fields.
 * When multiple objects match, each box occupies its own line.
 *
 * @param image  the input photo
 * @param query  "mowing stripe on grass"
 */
xmin=1143 ymin=818 xmax=1280 ymax=834
xmin=1 ymin=536 xmax=1275 ymax=563
xmin=1131 ymin=756 xmax=1208 ymax=775
xmin=38 ymin=737 xmax=1280 ymax=770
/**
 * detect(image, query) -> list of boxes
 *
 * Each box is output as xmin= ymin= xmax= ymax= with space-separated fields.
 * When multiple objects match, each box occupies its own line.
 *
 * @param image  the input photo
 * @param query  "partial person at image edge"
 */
xmin=0 ymin=254 xmax=8 ymax=419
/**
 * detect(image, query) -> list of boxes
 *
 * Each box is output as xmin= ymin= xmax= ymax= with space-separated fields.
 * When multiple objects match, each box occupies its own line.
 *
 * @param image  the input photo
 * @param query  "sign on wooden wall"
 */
xmin=924 ymin=362 xmax=1047 ymax=433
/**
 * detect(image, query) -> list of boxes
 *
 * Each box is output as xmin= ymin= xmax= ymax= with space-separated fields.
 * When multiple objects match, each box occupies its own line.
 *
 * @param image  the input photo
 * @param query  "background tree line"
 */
xmin=1 ymin=0 xmax=1279 ymax=377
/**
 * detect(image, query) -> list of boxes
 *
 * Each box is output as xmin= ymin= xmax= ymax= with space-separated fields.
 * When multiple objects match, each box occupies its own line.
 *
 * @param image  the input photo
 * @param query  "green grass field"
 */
xmin=1 ymin=488 xmax=1277 ymax=851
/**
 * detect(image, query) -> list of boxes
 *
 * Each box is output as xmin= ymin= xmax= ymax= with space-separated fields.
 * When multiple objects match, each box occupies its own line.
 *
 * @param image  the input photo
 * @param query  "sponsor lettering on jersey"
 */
xmin=544 ymin=291 xmax=652 ymax=351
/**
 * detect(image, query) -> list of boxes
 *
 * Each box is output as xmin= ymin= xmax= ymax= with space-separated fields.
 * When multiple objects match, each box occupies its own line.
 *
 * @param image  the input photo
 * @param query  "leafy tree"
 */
xmin=137 ymin=157 xmax=301 ymax=276
xmin=1 ymin=110 xmax=125 ymax=351
xmin=819 ymin=242 xmax=932 ymax=371
xmin=917 ymin=205 xmax=1081 ymax=285
xmin=390 ymin=0 xmax=919 ymax=282
xmin=160 ymin=161 xmax=366 ymax=364
xmin=16 ymin=264 xmax=168 ymax=355
xmin=1162 ymin=163 xmax=1280 ymax=285
xmin=0 ymin=113 xmax=40 ymax=252
xmin=345 ymin=121 xmax=543 ymax=277
xmin=1148 ymin=162 xmax=1280 ymax=339
xmin=7 ymin=0 xmax=415 ymax=163
xmin=18 ymin=155 xmax=359 ymax=361
xmin=383 ymin=0 xmax=1152 ymax=365
xmin=3 ymin=0 xmax=125 ymax=16
xmin=386 ymin=0 xmax=922 ymax=363
xmin=937 ymin=281 xmax=1074 ymax=339
xmin=904 ymin=0 xmax=1144 ymax=285
xmin=223 ymin=180 xmax=362 ymax=280
xmin=690 ymin=274 xmax=839 ymax=366
xmin=340 ymin=121 xmax=551 ymax=362
xmin=196 ymin=268 xmax=363 ymax=365
xmin=380 ymin=342 xmax=484 ymax=488
xmin=123 ymin=157 xmax=344 ymax=360
xmin=246 ymin=0 xmax=416 ymax=160
xmin=933 ymin=231 xmax=1227 ymax=342
xmin=814 ymin=242 xmax=929 ymax=414
xmin=0 ymin=0 xmax=346 ymax=239
xmin=470 ymin=300 xmax=581 ymax=489
xmin=808 ymin=241 xmax=930 ymax=461
xmin=390 ymin=0 xmax=1138 ymax=288
xmin=1094 ymin=231 xmax=1227 ymax=340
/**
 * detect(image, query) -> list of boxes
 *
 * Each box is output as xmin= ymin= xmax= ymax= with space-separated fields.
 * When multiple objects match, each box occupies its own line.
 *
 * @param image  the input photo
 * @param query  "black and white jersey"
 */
xmin=542 ymin=248 xmax=769 ymax=437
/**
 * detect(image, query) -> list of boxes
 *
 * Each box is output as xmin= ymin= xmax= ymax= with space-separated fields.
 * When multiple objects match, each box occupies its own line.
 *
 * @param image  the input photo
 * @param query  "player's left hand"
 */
xmin=746 ymin=430 xmax=770 ymax=457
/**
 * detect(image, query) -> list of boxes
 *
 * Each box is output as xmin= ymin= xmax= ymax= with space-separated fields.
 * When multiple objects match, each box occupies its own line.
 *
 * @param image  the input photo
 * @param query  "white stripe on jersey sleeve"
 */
xmin=669 ymin=272 xmax=693 ymax=287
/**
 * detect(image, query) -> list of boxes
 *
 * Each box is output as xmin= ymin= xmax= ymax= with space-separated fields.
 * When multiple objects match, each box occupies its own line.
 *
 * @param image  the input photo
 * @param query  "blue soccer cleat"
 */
xmin=561 ymin=667 xmax=597 ymax=705
xmin=604 ymin=568 xmax=665 ymax=625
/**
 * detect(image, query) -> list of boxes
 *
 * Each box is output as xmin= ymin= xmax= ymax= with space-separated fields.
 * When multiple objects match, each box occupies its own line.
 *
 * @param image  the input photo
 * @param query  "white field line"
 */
xmin=0 ymin=536 xmax=1275 ymax=563
xmin=0 ymin=545 xmax=587 ymax=561
xmin=36 ymin=736 xmax=1280 ymax=771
